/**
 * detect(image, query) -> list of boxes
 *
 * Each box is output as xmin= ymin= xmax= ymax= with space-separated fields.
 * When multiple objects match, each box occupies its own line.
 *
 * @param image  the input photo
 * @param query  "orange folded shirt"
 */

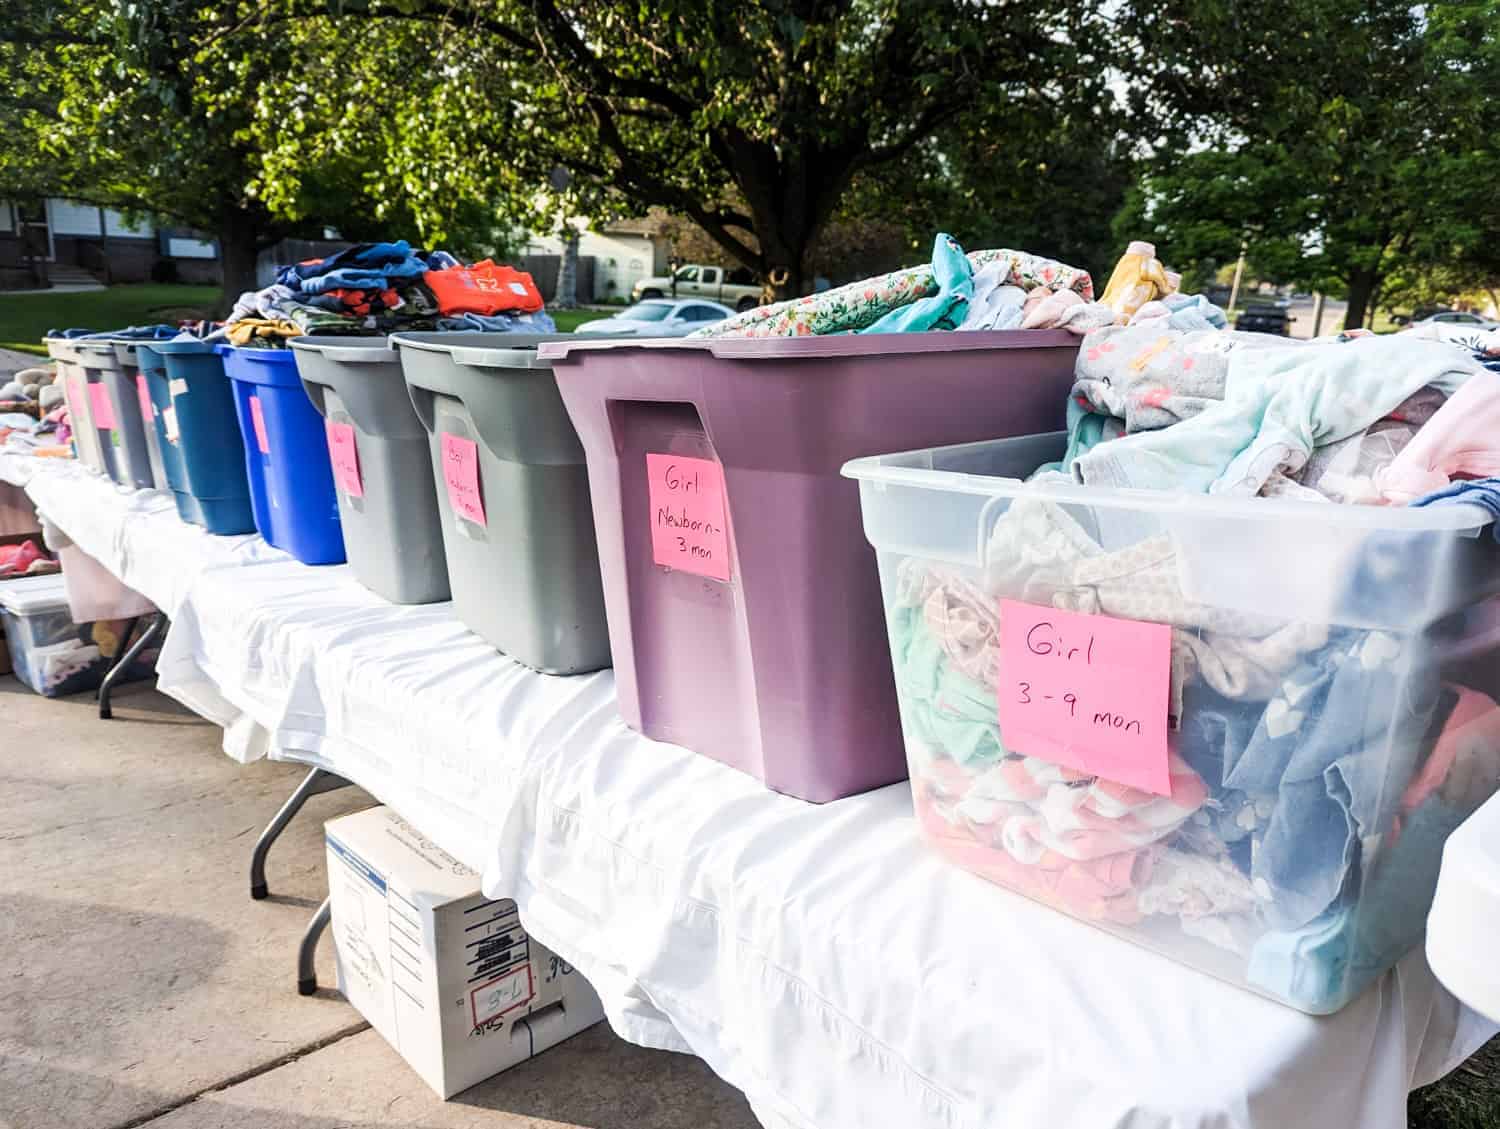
xmin=423 ymin=261 xmax=544 ymax=316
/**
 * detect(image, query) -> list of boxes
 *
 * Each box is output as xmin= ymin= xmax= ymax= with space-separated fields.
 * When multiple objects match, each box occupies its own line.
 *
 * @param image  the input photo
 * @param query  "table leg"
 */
xmin=298 ymin=896 xmax=332 ymax=996
xmin=250 ymin=768 xmax=352 ymax=900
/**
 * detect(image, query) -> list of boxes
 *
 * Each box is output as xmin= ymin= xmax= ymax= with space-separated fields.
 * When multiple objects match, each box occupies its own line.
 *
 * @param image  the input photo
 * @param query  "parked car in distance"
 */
xmin=575 ymin=298 xmax=735 ymax=337
xmin=632 ymin=264 xmax=761 ymax=311
xmin=1235 ymin=304 xmax=1295 ymax=335
xmin=1399 ymin=310 xmax=1500 ymax=342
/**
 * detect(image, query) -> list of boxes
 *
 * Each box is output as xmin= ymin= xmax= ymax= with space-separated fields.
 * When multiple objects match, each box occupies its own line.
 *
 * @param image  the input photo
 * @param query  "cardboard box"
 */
xmin=325 ymin=806 xmax=605 ymax=1098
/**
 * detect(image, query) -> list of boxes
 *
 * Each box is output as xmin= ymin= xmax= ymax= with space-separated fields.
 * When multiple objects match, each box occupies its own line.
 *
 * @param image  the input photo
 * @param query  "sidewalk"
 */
xmin=0 ymin=677 xmax=760 ymax=1129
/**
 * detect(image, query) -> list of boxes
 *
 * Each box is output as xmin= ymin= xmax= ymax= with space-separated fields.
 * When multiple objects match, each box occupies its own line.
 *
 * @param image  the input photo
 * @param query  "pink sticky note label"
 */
xmin=248 ymin=394 xmax=270 ymax=455
xmin=646 ymin=453 xmax=731 ymax=581
xmin=135 ymin=375 xmax=153 ymax=423
xmin=68 ymin=374 xmax=86 ymax=414
xmin=324 ymin=420 xmax=363 ymax=498
xmin=440 ymin=433 xmax=486 ymax=526
xmin=997 ymin=600 xmax=1172 ymax=795
xmin=88 ymin=383 xmax=116 ymax=430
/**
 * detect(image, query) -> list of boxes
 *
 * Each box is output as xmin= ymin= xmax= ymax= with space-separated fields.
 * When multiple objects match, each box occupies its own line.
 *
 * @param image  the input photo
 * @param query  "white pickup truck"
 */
xmin=632 ymin=264 xmax=761 ymax=311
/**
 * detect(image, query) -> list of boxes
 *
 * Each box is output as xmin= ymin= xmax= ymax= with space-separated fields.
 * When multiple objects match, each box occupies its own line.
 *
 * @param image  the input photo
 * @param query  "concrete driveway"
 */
xmin=0 ymin=677 xmax=760 ymax=1129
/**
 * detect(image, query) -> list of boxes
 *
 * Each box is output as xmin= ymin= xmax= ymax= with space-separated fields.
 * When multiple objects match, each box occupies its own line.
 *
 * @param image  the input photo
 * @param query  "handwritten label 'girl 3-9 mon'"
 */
xmin=645 ymin=453 xmax=731 ymax=581
xmin=997 ymin=599 xmax=1171 ymax=795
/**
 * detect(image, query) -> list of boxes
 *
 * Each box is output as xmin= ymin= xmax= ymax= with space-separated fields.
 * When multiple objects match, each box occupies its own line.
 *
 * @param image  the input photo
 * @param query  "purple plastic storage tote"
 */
xmin=542 ymin=330 xmax=1080 ymax=802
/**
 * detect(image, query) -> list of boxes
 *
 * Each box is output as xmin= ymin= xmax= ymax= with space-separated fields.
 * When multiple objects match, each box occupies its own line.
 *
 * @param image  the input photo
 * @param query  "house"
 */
xmin=0 ymin=198 xmax=220 ymax=290
xmin=521 ymin=215 xmax=675 ymax=303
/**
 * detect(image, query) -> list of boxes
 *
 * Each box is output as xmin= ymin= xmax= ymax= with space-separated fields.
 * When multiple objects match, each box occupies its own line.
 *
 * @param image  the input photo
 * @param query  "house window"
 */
xmin=167 ymin=237 xmax=217 ymax=260
xmin=48 ymin=199 xmax=104 ymax=237
xmin=103 ymin=209 xmax=152 ymax=239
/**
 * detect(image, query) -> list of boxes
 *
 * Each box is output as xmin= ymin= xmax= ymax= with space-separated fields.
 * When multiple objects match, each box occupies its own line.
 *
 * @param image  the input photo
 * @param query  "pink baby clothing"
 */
xmin=1400 ymin=685 xmax=1500 ymax=814
xmin=1376 ymin=375 xmax=1500 ymax=503
xmin=915 ymin=782 xmax=1157 ymax=924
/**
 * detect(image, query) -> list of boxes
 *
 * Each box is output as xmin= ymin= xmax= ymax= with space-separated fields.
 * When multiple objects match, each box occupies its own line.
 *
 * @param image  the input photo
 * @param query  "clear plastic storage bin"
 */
xmin=544 ymin=331 xmax=1080 ymax=802
xmin=0 ymin=573 xmax=157 ymax=697
xmin=845 ymin=431 xmax=1500 ymax=1013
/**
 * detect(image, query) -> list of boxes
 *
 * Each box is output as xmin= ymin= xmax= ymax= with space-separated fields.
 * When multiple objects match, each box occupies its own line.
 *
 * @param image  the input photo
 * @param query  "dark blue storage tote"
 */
xmin=138 ymin=341 xmax=257 ymax=535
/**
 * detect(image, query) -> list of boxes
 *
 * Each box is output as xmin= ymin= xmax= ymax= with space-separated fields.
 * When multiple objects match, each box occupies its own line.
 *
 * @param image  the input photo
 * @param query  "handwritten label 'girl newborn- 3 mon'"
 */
xmin=997 ymin=600 xmax=1171 ymax=795
xmin=645 ymin=453 xmax=731 ymax=581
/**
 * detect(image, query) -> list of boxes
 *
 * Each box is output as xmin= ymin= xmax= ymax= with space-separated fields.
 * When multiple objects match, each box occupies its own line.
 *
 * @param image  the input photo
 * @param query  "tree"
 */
xmin=0 ymin=0 xmax=517 ymax=308
xmin=1116 ymin=0 xmax=1500 ymax=329
xmin=230 ymin=0 xmax=1109 ymax=297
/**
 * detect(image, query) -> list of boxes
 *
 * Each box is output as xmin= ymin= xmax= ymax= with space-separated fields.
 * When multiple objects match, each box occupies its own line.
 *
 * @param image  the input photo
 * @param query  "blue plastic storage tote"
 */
xmin=138 ymin=341 xmax=257 ymax=534
xmin=218 ymin=345 xmax=346 ymax=565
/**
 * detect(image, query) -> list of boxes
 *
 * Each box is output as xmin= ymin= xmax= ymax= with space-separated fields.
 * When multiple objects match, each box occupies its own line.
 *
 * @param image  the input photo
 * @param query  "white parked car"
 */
xmin=575 ymin=298 xmax=735 ymax=337
xmin=1403 ymin=310 xmax=1500 ymax=343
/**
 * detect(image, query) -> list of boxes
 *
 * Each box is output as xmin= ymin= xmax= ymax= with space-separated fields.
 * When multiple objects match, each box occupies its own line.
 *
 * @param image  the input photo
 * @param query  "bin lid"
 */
xmin=536 ymin=327 xmax=1079 ymax=364
xmin=0 ymin=572 xmax=68 ymax=615
xmin=391 ymin=331 xmax=579 ymax=371
xmin=1427 ymin=790 xmax=1500 ymax=1023
xmin=289 ymin=336 xmax=396 ymax=364
xmin=141 ymin=339 xmax=217 ymax=356
xmin=217 ymin=343 xmax=305 ymax=387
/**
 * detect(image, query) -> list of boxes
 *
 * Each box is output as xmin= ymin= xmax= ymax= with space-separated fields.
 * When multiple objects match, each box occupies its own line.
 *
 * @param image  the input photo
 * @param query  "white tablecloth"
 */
xmin=6 ymin=450 xmax=1495 ymax=1129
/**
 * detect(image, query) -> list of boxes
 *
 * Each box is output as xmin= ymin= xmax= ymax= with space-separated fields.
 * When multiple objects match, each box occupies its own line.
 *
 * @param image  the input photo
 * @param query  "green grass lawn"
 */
xmin=0 ymin=283 xmax=220 ymax=356
xmin=1410 ymin=1036 xmax=1500 ymax=1128
xmin=549 ymin=307 xmax=614 ymax=332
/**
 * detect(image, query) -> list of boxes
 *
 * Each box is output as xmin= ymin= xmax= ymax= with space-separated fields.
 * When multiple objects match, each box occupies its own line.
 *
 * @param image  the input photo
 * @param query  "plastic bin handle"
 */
xmin=291 ymin=341 xmax=395 ymax=364
xmin=445 ymin=345 xmax=546 ymax=371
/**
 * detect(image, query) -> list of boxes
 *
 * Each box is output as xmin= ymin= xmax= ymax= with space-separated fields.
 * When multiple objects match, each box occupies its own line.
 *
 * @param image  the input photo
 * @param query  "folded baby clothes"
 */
xmin=1227 ymin=629 xmax=1442 ymax=931
xmin=1259 ymin=387 xmax=1446 ymax=505
xmin=692 ymin=234 xmax=1094 ymax=339
xmin=1410 ymin=477 xmax=1500 ymax=541
xmin=1099 ymin=240 xmax=1175 ymax=321
xmin=1376 ymin=374 xmax=1500 ymax=503
xmin=1074 ymin=336 xmax=1483 ymax=496
xmin=1068 ymin=326 xmax=1292 ymax=448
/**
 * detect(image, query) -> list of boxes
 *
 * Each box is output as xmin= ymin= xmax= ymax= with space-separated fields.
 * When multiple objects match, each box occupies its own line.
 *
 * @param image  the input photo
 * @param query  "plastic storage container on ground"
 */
xmin=393 ymin=332 xmax=608 ymax=672
xmin=44 ymin=337 xmax=106 ymax=475
xmin=0 ymin=572 xmax=157 ymax=697
xmin=138 ymin=341 xmax=257 ymax=534
xmin=290 ymin=337 xmax=448 ymax=604
xmin=218 ymin=344 xmax=345 ymax=565
xmin=844 ymin=431 xmax=1500 ymax=1013
xmin=73 ymin=339 xmax=158 ymax=489
xmin=542 ymin=331 xmax=1080 ymax=802
xmin=112 ymin=341 xmax=170 ymax=490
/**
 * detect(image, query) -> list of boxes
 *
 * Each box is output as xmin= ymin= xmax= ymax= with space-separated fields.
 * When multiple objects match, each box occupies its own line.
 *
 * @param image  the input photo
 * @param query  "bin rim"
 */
xmin=289 ymin=335 xmax=395 ymax=364
xmin=140 ymin=339 xmax=218 ymax=357
xmin=536 ymin=326 xmax=1079 ymax=364
xmin=391 ymin=330 xmax=587 ymax=372
xmin=842 ymin=433 xmax=1497 ymax=537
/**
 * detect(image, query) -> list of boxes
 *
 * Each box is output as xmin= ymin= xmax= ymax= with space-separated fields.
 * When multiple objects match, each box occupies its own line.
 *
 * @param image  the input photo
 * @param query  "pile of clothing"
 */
xmin=888 ymin=271 xmax=1500 ymax=1011
xmin=225 ymin=241 xmax=555 ymax=346
xmin=692 ymin=235 xmax=1222 ymax=340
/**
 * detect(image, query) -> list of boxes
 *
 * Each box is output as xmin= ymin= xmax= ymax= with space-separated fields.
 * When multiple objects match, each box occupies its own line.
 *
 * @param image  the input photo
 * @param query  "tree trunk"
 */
xmin=217 ymin=214 xmax=263 ymax=317
xmin=1343 ymin=265 xmax=1380 ymax=331
xmin=553 ymin=228 xmax=580 ymax=309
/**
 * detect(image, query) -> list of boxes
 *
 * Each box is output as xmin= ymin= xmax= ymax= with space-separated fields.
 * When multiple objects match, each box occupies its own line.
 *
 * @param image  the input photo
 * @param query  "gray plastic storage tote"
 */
xmin=74 ymin=340 xmax=158 ymax=489
xmin=112 ymin=341 xmax=170 ymax=490
xmin=289 ymin=337 xmax=449 ymax=605
xmin=44 ymin=337 xmax=107 ymax=476
xmin=392 ymin=332 xmax=610 ymax=674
